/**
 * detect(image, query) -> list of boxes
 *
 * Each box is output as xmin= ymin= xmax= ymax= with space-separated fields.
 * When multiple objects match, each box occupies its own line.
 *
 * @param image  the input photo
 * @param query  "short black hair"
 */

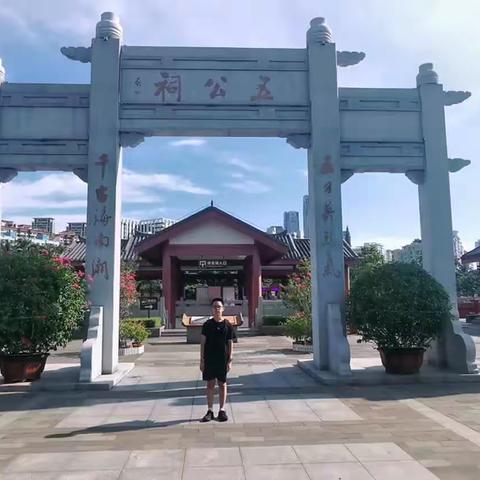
xmin=211 ymin=297 xmax=224 ymax=305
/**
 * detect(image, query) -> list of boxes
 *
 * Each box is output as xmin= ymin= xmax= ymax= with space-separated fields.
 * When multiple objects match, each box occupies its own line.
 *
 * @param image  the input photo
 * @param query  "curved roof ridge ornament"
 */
xmin=448 ymin=158 xmax=471 ymax=173
xmin=337 ymin=51 xmax=366 ymax=67
xmin=60 ymin=46 xmax=92 ymax=63
xmin=444 ymin=91 xmax=471 ymax=106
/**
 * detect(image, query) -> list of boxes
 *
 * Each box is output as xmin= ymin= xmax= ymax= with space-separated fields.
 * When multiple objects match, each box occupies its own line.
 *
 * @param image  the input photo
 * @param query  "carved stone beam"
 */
xmin=285 ymin=134 xmax=311 ymax=149
xmin=73 ymin=168 xmax=88 ymax=183
xmin=337 ymin=51 xmax=366 ymax=67
xmin=0 ymin=168 xmax=17 ymax=183
xmin=405 ymin=170 xmax=424 ymax=185
xmin=120 ymin=132 xmax=148 ymax=148
xmin=449 ymin=158 xmax=471 ymax=172
xmin=444 ymin=91 xmax=471 ymax=106
xmin=341 ymin=170 xmax=354 ymax=183
xmin=60 ymin=46 xmax=92 ymax=63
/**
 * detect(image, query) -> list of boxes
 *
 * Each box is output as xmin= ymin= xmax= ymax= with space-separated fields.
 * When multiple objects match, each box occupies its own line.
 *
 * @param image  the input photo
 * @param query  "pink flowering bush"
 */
xmin=282 ymin=260 xmax=312 ymax=344
xmin=0 ymin=242 xmax=87 ymax=354
xmin=120 ymin=261 xmax=139 ymax=320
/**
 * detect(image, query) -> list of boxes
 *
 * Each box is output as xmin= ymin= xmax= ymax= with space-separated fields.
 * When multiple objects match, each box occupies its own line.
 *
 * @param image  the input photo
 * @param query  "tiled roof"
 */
xmin=462 ymin=245 xmax=480 ymax=264
xmin=271 ymin=232 xmax=358 ymax=261
xmin=63 ymin=232 xmax=358 ymax=264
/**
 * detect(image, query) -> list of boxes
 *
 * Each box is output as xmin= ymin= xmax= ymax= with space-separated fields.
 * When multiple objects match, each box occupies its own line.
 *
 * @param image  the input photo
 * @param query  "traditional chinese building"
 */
xmin=64 ymin=205 xmax=358 ymax=328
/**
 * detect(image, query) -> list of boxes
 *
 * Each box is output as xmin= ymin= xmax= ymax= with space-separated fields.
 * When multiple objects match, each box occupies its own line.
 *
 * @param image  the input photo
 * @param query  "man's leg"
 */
xmin=218 ymin=380 xmax=227 ymax=410
xmin=206 ymin=380 xmax=215 ymax=410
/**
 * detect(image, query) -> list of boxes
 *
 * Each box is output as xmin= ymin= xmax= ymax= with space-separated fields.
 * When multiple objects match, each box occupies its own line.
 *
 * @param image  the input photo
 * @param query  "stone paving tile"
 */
xmin=120 ymin=466 xmax=182 ymax=479
xmin=363 ymin=460 xmax=439 ymax=479
xmin=304 ymin=462 xmax=374 ymax=479
xmin=293 ymin=443 xmax=356 ymax=463
xmin=240 ymin=445 xmax=299 ymax=465
xmin=183 ymin=465 xmax=245 ymax=480
xmin=244 ymin=464 xmax=309 ymax=480
xmin=124 ymin=449 xmax=184 ymax=469
xmin=345 ymin=442 xmax=414 ymax=461
xmin=185 ymin=447 xmax=241 ymax=466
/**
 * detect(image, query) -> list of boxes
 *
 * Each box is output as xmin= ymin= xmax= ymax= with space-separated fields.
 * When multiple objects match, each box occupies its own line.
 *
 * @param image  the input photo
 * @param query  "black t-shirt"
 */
xmin=201 ymin=318 xmax=236 ymax=365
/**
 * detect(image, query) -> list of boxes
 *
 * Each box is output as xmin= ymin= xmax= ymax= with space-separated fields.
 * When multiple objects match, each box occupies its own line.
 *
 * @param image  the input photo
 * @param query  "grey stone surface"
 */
xmin=1 ymin=334 xmax=480 ymax=478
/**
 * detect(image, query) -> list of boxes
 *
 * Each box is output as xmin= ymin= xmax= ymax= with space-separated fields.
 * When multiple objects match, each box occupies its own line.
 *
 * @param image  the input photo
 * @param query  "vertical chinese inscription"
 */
xmin=91 ymin=153 xmax=111 ymax=280
xmin=320 ymin=154 xmax=340 ymax=278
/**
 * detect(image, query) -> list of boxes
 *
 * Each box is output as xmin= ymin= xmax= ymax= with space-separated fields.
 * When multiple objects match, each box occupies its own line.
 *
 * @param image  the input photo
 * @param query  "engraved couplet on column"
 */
xmin=91 ymin=257 xmax=109 ymax=280
xmin=94 ymin=206 xmax=112 ymax=226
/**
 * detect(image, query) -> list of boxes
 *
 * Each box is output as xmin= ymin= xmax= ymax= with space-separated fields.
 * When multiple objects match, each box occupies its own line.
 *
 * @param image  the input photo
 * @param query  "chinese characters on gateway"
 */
xmin=144 ymin=72 xmax=275 ymax=103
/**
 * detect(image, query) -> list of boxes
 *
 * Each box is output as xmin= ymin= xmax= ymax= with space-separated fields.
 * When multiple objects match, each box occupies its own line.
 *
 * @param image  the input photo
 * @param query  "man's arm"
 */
xmin=227 ymin=339 xmax=233 ymax=371
xmin=200 ymin=334 xmax=206 ymax=372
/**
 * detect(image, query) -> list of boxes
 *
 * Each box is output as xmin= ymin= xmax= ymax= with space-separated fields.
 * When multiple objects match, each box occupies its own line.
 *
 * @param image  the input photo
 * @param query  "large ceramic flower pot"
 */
xmin=379 ymin=348 xmax=425 ymax=375
xmin=0 ymin=353 xmax=49 ymax=383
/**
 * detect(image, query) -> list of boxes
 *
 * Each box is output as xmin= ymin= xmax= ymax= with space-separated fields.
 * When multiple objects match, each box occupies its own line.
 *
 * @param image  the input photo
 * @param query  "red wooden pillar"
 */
xmin=248 ymin=250 xmax=262 ymax=328
xmin=162 ymin=248 xmax=176 ymax=329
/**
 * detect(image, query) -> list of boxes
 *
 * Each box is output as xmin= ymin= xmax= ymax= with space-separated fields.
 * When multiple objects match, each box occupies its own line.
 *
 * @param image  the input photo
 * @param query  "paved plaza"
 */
xmin=2 ymin=330 xmax=480 ymax=479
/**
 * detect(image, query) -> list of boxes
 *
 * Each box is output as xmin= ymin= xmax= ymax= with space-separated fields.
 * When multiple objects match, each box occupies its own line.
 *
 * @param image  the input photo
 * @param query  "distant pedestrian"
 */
xmin=200 ymin=297 xmax=236 ymax=422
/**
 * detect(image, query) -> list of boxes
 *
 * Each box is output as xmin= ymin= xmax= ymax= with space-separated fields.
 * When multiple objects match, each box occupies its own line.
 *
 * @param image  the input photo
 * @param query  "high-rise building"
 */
xmin=67 ymin=222 xmax=87 ymax=238
xmin=121 ymin=218 xmax=140 ymax=239
xmin=303 ymin=195 xmax=310 ymax=239
xmin=452 ymin=230 xmax=465 ymax=261
xmin=266 ymin=226 xmax=285 ymax=235
xmin=390 ymin=239 xmax=422 ymax=265
xmin=138 ymin=217 xmax=176 ymax=235
xmin=283 ymin=211 xmax=300 ymax=238
xmin=32 ymin=217 xmax=55 ymax=236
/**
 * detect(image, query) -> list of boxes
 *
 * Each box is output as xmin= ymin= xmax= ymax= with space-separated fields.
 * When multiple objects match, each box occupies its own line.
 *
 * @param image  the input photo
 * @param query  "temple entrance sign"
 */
xmin=0 ymin=12 xmax=476 ymax=381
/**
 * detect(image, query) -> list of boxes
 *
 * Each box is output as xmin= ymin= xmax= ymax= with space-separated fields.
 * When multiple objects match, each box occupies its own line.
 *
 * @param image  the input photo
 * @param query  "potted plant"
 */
xmin=0 ymin=242 xmax=87 ymax=383
xmin=284 ymin=312 xmax=312 ymax=352
xmin=119 ymin=320 xmax=149 ymax=348
xmin=347 ymin=262 xmax=449 ymax=374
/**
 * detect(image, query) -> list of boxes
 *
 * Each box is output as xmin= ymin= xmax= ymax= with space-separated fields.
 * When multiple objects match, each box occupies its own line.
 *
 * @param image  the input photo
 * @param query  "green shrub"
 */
xmin=0 ymin=243 xmax=87 ymax=355
xmin=119 ymin=320 xmax=149 ymax=345
xmin=283 ymin=312 xmax=312 ymax=344
xmin=347 ymin=262 xmax=450 ymax=349
xmin=262 ymin=316 xmax=287 ymax=326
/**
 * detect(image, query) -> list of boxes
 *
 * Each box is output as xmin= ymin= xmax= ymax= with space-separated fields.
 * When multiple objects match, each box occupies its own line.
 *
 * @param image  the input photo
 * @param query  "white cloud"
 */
xmin=1 ymin=169 xmax=212 ymax=225
xmin=123 ymin=168 xmax=212 ymax=195
xmin=168 ymin=138 xmax=207 ymax=147
xmin=225 ymin=157 xmax=271 ymax=175
xmin=224 ymin=179 xmax=270 ymax=194
xmin=230 ymin=172 xmax=245 ymax=179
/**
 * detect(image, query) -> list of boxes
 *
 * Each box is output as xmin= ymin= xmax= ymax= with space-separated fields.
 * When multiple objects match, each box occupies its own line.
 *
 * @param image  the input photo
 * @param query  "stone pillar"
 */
xmin=85 ymin=12 xmax=123 ymax=374
xmin=306 ymin=18 xmax=351 ymax=374
xmin=416 ymin=63 xmax=477 ymax=373
xmin=0 ymin=58 xmax=5 ymax=86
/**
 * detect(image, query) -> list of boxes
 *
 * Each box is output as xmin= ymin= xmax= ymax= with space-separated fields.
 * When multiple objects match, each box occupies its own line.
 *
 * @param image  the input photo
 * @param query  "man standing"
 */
xmin=200 ymin=297 xmax=236 ymax=422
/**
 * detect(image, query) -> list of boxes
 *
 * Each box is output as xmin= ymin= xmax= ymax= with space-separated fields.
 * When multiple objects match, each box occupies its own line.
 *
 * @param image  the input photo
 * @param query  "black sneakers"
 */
xmin=201 ymin=410 xmax=214 ymax=422
xmin=217 ymin=409 xmax=228 ymax=422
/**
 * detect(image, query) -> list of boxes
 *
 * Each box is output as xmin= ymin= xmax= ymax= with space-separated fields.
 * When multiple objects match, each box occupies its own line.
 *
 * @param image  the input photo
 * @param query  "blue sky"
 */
xmin=0 ymin=0 xmax=478 ymax=251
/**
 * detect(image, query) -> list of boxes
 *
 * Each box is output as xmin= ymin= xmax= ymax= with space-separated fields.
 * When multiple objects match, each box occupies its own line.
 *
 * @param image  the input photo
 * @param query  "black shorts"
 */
xmin=203 ymin=364 xmax=228 ymax=383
